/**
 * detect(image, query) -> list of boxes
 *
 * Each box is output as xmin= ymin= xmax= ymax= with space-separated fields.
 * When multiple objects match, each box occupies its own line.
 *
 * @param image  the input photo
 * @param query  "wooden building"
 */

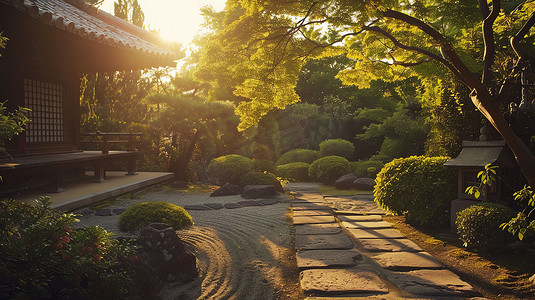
xmin=0 ymin=0 xmax=179 ymax=194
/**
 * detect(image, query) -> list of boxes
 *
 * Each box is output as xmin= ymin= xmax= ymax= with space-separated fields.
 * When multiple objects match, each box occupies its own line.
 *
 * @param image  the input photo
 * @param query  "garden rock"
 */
xmin=353 ymin=177 xmax=375 ymax=190
xmin=241 ymin=185 xmax=277 ymax=199
xmin=210 ymin=182 xmax=243 ymax=197
xmin=138 ymin=223 xmax=198 ymax=283
xmin=334 ymin=173 xmax=358 ymax=190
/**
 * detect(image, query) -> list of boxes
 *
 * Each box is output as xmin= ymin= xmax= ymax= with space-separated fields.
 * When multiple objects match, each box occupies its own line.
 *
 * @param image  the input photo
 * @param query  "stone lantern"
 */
xmin=444 ymin=125 xmax=516 ymax=228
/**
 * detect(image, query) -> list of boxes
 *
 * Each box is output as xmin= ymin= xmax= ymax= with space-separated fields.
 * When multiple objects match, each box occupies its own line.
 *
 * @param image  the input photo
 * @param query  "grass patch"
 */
xmin=319 ymin=186 xmax=372 ymax=196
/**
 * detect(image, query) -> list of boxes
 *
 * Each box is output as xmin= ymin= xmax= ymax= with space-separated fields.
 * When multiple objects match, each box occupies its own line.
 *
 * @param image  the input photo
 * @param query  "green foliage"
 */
xmin=239 ymin=171 xmax=278 ymax=186
xmin=308 ymin=156 xmax=351 ymax=185
xmin=353 ymin=160 xmax=384 ymax=179
xmin=252 ymin=159 xmax=276 ymax=173
xmin=207 ymin=154 xmax=254 ymax=185
xmin=500 ymin=185 xmax=535 ymax=241
xmin=276 ymin=162 xmax=311 ymax=182
xmin=0 ymin=197 xmax=136 ymax=299
xmin=118 ymin=201 xmax=193 ymax=233
xmin=318 ymin=139 xmax=355 ymax=160
xmin=464 ymin=164 xmax=498 ymax=199
xmin=277 ymin=148 xmax=319 ymax=165
xmin=456 ymin=203 xmax=515 ymax=251
xmin=374 ymin=156 xmax=456 ymax=227
xmin=0 ymin=101 xmax=29 ymax=155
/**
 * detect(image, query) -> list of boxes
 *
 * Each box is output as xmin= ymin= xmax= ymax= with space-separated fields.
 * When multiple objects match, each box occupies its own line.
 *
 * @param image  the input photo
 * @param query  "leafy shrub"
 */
xmin=207 ymin=154 xmax=254 ymax=185
xmin=369 ymin=154 xmax=392 ymax=164
xmin=308 ymin=156 xmax=351 ymax=185
xmin=252 ymin=159 xmax=276 ymax=173
xmin=319 ymin=139 xmax=355 ymax=160
xmin=353 ymin=160 xmax=384 ymax=179
xmin=276 ymin=162 xmax=311 ymax=181
xmin=456 ymin=203 xmax=515 ymax=251
xmin=0 ymin=197 xmax=136 ymax=299
xmin=374 ymin=156 xmax=456 ymax=227
xmin=277 ymin=149 xmax=319 ymax=165
xmin=118 ymin=201 xmax=193 ymax=233
xmin=240 ymin=171 xmax=279 ymax=186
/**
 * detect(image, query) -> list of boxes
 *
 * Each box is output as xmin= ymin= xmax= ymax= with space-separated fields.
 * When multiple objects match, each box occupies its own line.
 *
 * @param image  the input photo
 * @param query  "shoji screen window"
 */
xmin=24 ymin=78 xmax=66 ymax=143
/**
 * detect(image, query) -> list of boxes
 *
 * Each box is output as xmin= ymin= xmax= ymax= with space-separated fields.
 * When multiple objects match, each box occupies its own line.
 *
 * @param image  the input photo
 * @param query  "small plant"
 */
xmin=456 ymin=202 xmax=515 ymax=251
xmin=464 ymin=164 xmax=498 ymax=199
xmin=118 ymin=201 xmax=193 ymax=233
xmin=277 ymin=149 xmax=319 ymax=165
xmin=207 ymin=154 xmax=254 ymax=185
xmin=500 ymin=185 xmax=535 ymax=241
xmin=0 ymin=197 xmax=136 ymax=299
xmin=318 ymin=139 xmax=355 ymax=160
xmin=308 ymin=155 xmax=351 ymax=185
xmin=276 ymin=162 xmax=311 ymax=182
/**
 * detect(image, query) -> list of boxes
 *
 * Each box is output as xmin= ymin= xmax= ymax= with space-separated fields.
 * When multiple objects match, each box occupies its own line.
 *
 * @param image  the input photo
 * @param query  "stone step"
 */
xmin=296 ymin=249 xmax=362 ymax=269
xmin=300 ymin=268 xmax=389 ymax=295
xmin=296 ymin=233 xmax=354 ymax=250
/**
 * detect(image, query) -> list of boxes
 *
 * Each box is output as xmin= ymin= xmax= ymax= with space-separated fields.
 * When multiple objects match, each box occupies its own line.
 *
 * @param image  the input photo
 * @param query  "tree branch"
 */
xmin=511 ymin=11 xmax=535 ymax=62
xmin=481 ymin=0 xmax=500 ymax=86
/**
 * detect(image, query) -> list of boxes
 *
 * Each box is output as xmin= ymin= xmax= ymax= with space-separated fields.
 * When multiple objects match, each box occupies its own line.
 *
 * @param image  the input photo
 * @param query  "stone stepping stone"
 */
xmin=300 ymin=268 xmax=388 ymax=295
xmin=372 ymin=252 xmax=444 ymax=271
xmin=295 ymin=223 xmax=342 ymax=235
xmin=237 ymin=200 xmax=263 ymax=207
xmin=358 ymin=238 xmax=423 ymax=252
xmin=292 ymin=197 xmax=325 ymax=203
xmin=184 ymin=205 xmax=212 ymax=211
xmin=292 ymin=203 xmax=332 ymax=211
xmin=387 ymin=269 xmax=479 ymax=297
xmin=341 ymin=221 xmax=392 ymax=229
xmin=347 ymin=228 xmax=405 ymax=239
xmin=257 ymin=198 xmax=278 ymax=205
xmin=223 ymin=203 xmax=242 ymax=209
xmin=296 ymin=233 xmax=353 ymax=250
xmin=204 ymin=203 xmax=224 ymax=210
xmin=293 ymin=215 xmax=336 ymax=225
xmin=78 ymin=209 xmax=94 ymax=216
xmin=293 ymin=210 xmax=333 ymax=217
xmin=112 ymin=208 xmax=126 ymax=215
xmin=335 ymin=210 xmax=386 ymax=216
xmin=337 ymin=214 xmax=383 ymax=222
xmin=296 ymin=249 xmax=362 ymax=269
xmin=94 ymin=208 xmax=112 ymax=216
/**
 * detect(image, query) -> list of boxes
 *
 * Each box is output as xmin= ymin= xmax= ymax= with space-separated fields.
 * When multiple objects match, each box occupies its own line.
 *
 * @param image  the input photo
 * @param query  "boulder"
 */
xmin=138 ymin=223 xmax=198 ymax=283
xmin=210 ymin=182 xmax=243 ymax=197
xmin=241 ymin=185 xmax=277 ymax=199
xmin=353 ymin=177 xmax=375 ymax=190
xmin=335 ymin=173 xmax=358 ymax=190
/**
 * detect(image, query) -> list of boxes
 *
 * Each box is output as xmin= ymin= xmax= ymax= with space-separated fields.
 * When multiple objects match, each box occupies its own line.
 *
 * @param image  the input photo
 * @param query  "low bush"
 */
xmin=374 ymin=156 xmax=456 ymax=227
xmin=240 ymin=171 xmax=279 ymax=186
xmin=118 ymin=201 xmax=193 ymax=233
xmin=207 ymin=154 xmax=254 ymax=185
xmin=319 ymin=139 xmax=355 ymax=160
xmin=276 ymin=162 xmax=311 ymax=182
xmin=456 ymin=202 xmax=515 ymax=251
xmin=308 ymin=156 xmax=351 ymax=185
xmin=0 ymin=197 xmax=136 ymax=299
xmin=252 ymin=159 xmax=276 ymax=173
xmin=353 ymin=160 xmax=384 ymax=179
xmin=277 ymin=149 xmax=319 ymax=165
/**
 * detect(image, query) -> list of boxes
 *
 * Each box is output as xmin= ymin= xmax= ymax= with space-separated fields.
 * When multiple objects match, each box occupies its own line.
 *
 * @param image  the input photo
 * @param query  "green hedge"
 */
xmin=319 ymin=139 xmax=355 ymax=160
xmin=118 ymin=201 xmax=193 ymax=233
xmin=277 ymin=149 xmax=319 ymax=165
xmin=374 ymin=156 xmax=456 ymax=227
xmin=276 ymin=162 xmax=310 ymax=181
xmin=308 ymin=156 xmax=351 ymax=185
xmin=207 ymin=154 xmax=254 ymax=185
xmin=456 ymin=203 xmax=515 ymax=251
xmin=240 ymin=171 xmax=279 ymax=186
xmin=252 ymin=159 xmax=276 ymax=173
xmin=352 ymin=160 xmax=384 ymax=179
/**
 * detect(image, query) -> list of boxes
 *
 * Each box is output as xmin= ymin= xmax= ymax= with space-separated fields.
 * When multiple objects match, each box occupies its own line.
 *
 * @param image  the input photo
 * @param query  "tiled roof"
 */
xmin=1 ymin=0 xmax=178 ymax=64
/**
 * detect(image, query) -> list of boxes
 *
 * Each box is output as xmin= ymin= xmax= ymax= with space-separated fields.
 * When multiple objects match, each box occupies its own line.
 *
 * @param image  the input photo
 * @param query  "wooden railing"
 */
xmin=81 ymin=132 xmax=142 ymax=154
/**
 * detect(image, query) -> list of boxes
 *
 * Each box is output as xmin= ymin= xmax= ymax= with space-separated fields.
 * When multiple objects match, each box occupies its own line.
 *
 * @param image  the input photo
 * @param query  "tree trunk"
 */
xmin=175 ymin=130 xmax=200 ymax=182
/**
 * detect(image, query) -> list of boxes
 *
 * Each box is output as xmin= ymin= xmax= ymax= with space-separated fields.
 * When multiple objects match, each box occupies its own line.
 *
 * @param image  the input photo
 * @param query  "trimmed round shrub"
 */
xmin=277 ymin=149 xmax=319 ymax=165
xmin=456 ymin=202 xmax=515 ymax=251
xmin=353 ymin=160 xmax=384 ymax=179
xmin=374 ymin=156 xmax=456 ymax=228
xmin=319 ymin=139 xmax=355 ymax=160
xmin=240 ymin=171 xmax=278 ymax=186
xmin=252 ymin=159 xmax=276 ymax=173
xmin=308 ymin=156 xmax=351 ymax=185
xmin=118 ymin=201 xmax=193 ymax=233
xmin=276 ymin=162 xmax=311 ymax=181
xmin=207 ymin=154 xmax=254 ymax=185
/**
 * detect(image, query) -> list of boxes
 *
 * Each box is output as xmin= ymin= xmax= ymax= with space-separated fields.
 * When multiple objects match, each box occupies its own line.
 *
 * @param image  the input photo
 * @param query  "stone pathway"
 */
xmin=286 ymin=183 xmax=483 ymax=299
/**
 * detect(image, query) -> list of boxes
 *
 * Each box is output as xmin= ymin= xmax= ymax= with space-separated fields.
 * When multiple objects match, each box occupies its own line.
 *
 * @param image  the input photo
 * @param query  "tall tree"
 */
xmin=195 ymin=0 xmax=535 ymax=187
